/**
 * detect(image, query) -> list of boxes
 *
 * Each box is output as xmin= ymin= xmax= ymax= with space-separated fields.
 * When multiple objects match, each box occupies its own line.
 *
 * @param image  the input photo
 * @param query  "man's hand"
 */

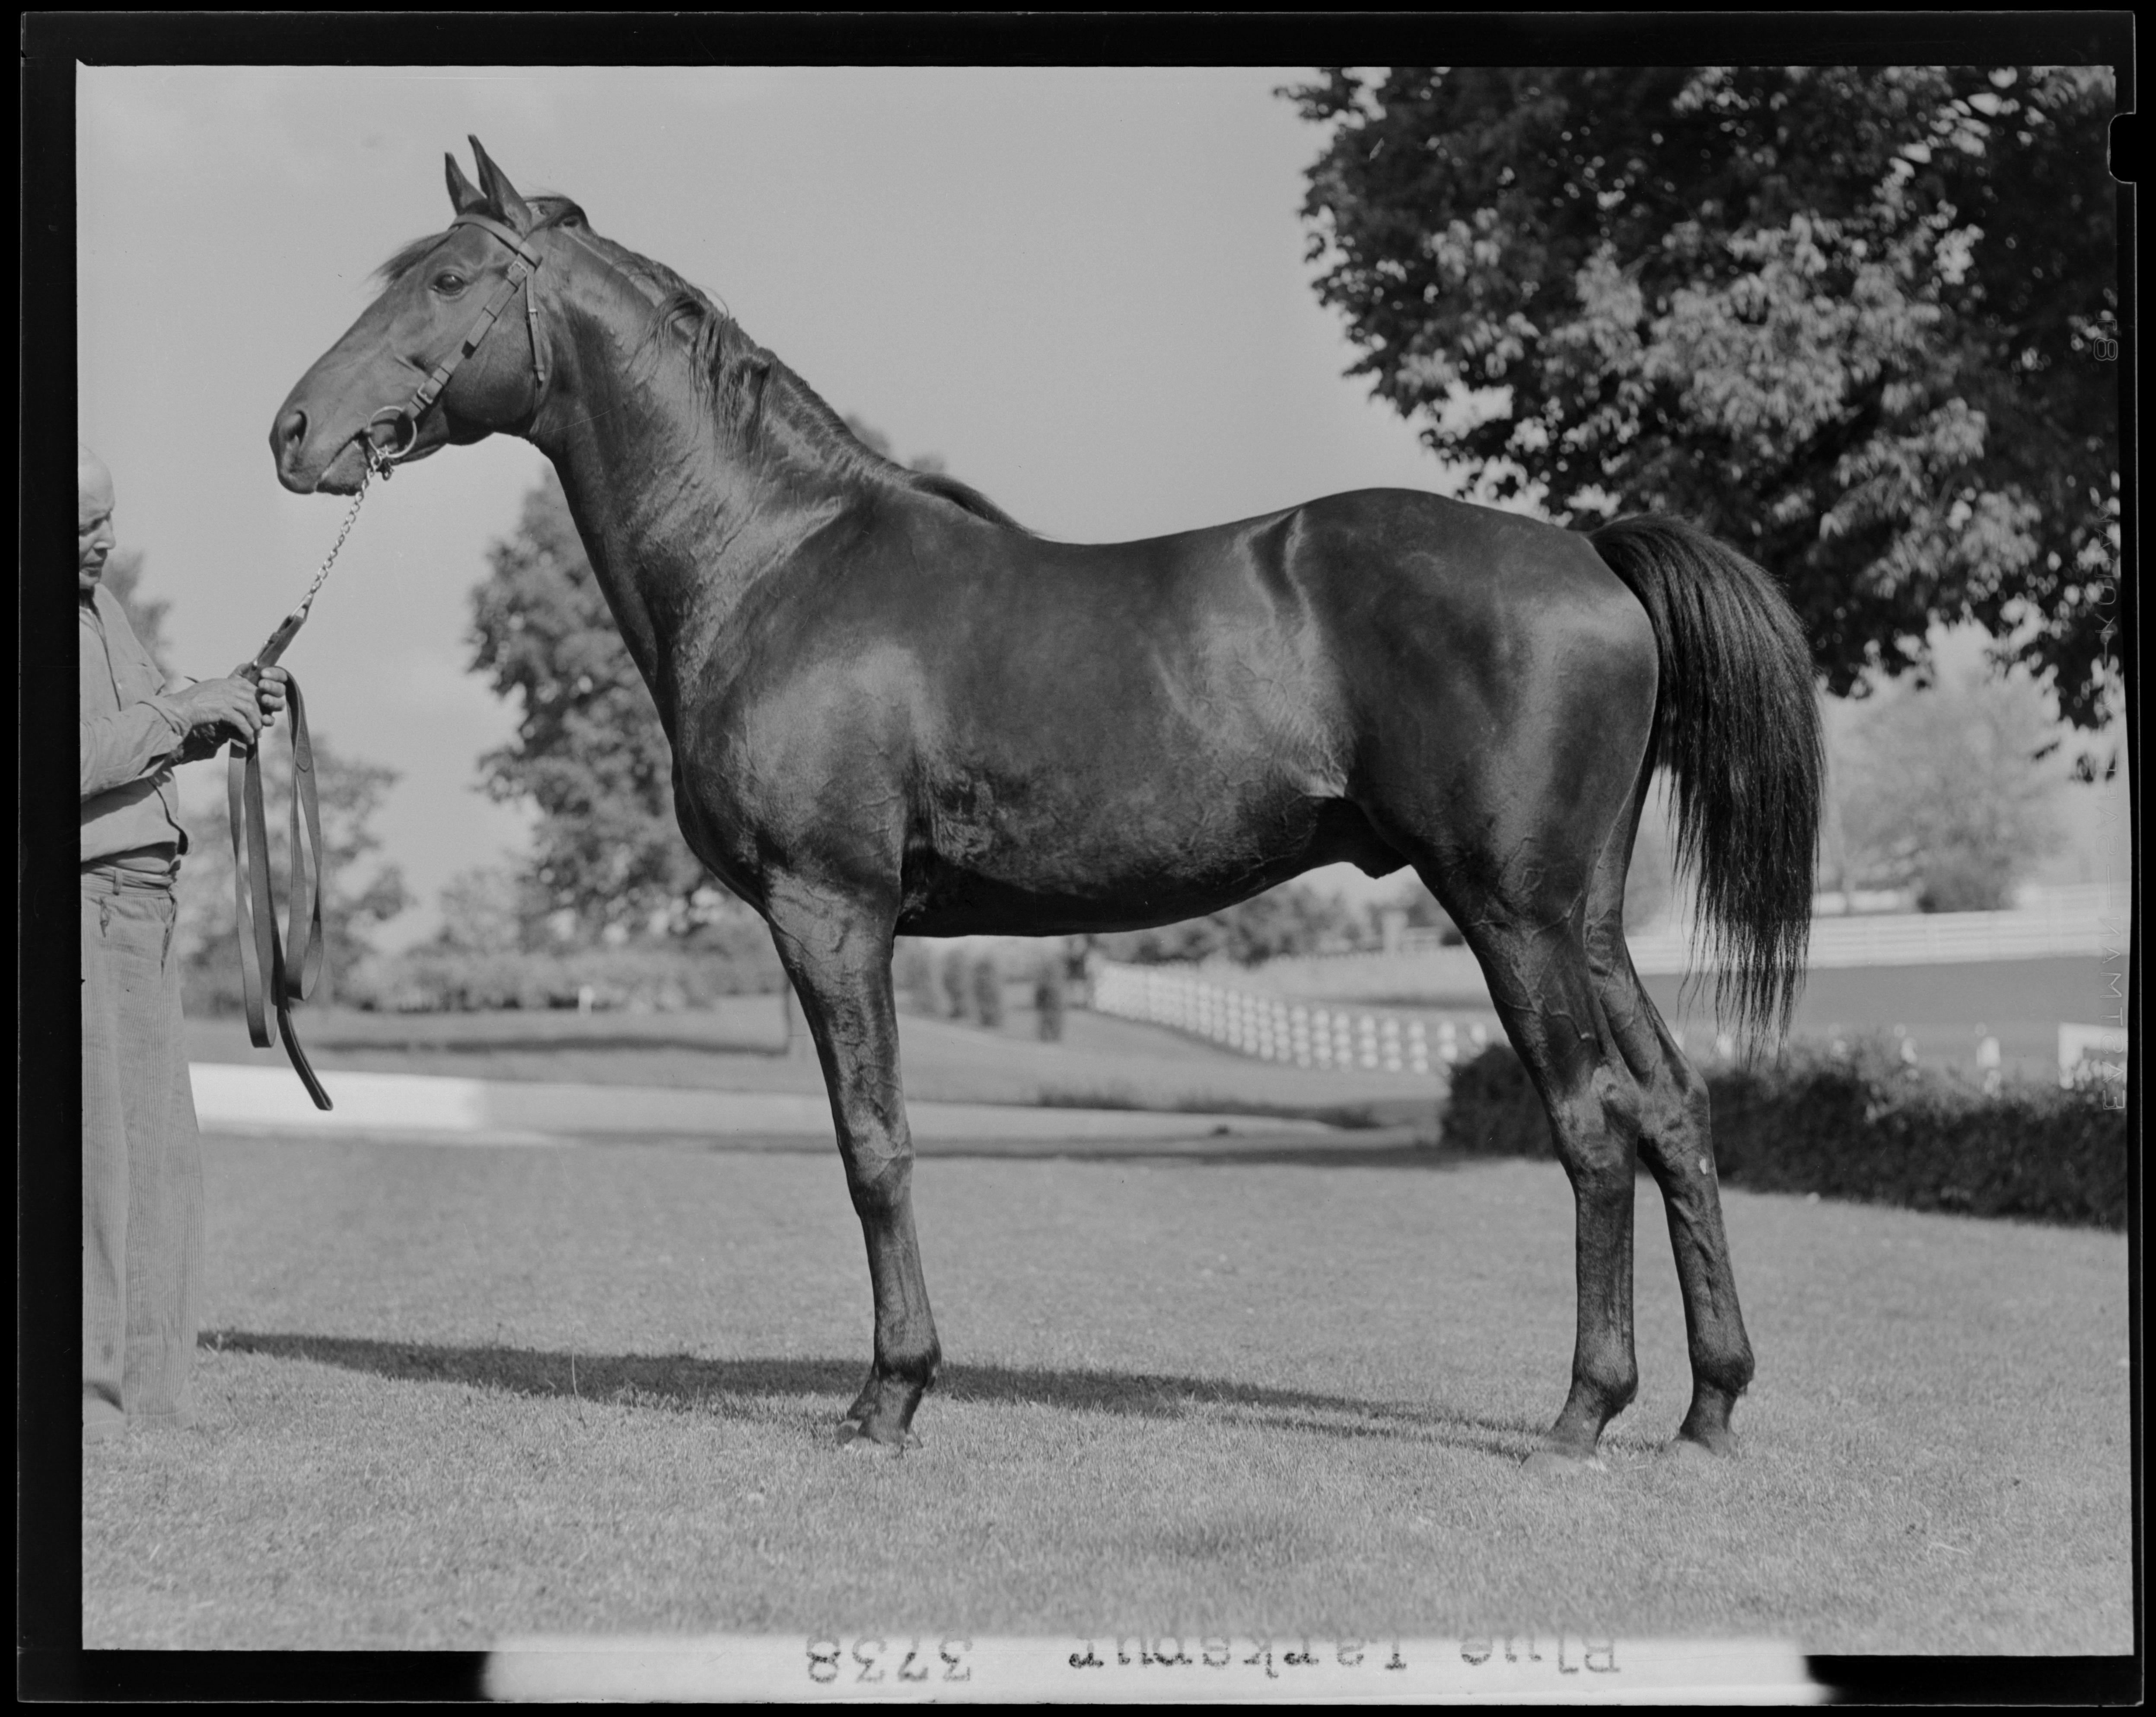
xmin=171 ymin=665 xmax=287 ymax=750
xmin=249 ymin=665 xmax=291 ymax=727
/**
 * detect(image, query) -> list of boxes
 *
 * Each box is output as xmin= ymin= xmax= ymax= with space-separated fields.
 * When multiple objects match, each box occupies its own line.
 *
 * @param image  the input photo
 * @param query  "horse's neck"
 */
xmin=530 ymin=267 xmax=847 ymax=701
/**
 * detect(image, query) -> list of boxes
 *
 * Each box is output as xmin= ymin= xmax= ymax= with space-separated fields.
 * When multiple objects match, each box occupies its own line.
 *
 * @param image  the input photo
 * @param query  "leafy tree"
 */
xmin=1285 ymin=66 xmax=2121 ymax=731
xmin=1831 ymin=664 xmax=2062 ymax=911
xmin=468 ymin=470 xmax=700 ymax=941
xmin=177 ymin=729 xmax=411 ymax=1013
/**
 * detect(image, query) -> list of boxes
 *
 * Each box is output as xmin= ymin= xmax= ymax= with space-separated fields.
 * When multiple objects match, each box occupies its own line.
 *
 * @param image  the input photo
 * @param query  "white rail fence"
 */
xmin=1253 ymin=884 xmax=2132 ymax=1000
xmin=1089 ymin=961 xmax=1480 ymax=1077
xmin=1090 ymin=882 xmax=2132 ymax=1080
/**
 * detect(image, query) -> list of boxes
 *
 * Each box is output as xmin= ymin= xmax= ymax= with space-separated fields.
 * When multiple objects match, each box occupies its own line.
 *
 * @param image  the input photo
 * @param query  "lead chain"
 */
xmin=291 ymin=439 xmax=392 ymax=619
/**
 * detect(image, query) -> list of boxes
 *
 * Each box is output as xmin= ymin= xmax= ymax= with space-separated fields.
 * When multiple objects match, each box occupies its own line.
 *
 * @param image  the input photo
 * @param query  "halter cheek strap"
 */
xmin=454 ymin=210 xmax=548 ymax=395
xmin=374 ymin=211 xmax=548 ymax=458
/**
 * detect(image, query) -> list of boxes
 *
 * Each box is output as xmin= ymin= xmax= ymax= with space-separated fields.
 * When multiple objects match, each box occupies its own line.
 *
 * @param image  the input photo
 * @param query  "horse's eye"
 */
xmin=432 ymin=271 xmax=468 ymax=295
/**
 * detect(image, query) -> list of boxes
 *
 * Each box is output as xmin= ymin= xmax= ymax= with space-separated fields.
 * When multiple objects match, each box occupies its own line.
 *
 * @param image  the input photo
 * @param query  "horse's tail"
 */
xmin=1588 ymin=514 xmax=1823 ymax=1042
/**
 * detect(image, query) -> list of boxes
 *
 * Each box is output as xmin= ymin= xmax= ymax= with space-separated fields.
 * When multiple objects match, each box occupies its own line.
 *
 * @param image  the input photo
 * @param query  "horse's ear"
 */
xmin=445 ymin=151 xmax=488 ymax=216
xmin=467 ymin=135 xmax=532 ymax=231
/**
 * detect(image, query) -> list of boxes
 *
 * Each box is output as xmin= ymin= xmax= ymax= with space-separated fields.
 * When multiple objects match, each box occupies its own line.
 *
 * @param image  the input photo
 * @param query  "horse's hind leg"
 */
xmin=762 ymin=877 xmax=940 ymax=1451
xmin=1441 ymin=886 xmax=1649 ymax=1470
xmin=1582 ymin=808 xmax=1755 ymax=1455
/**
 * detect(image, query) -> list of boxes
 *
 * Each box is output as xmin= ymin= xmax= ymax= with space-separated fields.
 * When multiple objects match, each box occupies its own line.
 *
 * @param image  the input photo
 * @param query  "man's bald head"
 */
xmin=79 ymin=443 xmax=116 ymax=592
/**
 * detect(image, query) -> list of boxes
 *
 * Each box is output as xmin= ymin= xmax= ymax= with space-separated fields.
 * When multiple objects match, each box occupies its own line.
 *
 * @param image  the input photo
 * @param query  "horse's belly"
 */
xmin=897 ymin=784 xmax=1397 ymax=937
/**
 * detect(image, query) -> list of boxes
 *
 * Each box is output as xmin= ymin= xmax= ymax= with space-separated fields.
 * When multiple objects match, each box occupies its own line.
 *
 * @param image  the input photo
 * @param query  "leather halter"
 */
xmin=368 ymin=209 xmax=549 ymax=461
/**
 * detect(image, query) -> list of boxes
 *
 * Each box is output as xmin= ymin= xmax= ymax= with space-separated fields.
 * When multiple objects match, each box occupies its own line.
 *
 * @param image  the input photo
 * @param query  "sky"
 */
xmin=77 ymin=64 xmax=2127 ymax=949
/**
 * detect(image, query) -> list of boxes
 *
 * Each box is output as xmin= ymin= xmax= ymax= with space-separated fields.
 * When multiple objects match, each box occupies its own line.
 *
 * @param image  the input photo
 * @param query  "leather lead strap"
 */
xmin=228 ymin=678 xmax=332 ymax=1110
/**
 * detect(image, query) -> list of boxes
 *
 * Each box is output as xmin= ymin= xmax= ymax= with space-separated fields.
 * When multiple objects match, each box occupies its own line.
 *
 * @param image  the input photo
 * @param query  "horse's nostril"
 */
xmin=275 ymin=407 xmax=308 ymax=458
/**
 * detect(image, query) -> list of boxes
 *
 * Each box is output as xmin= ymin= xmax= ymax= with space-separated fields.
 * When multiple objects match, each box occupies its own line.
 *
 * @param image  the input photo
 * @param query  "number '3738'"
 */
xmin=806 ymin=1637 xmax=971 ymax=1685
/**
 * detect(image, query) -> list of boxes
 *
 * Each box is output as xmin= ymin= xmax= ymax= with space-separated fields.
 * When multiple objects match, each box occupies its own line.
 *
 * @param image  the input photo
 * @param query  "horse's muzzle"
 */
xmin=272 ymin=415 xmax=382 ymax=497
xmin=271 ymin=406 xmax=320 ymax=493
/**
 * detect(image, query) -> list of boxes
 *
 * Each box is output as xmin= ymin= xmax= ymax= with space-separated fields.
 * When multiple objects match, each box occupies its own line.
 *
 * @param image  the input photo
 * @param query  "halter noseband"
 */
xmin=367 ymin=210 xmax=549 ymax=462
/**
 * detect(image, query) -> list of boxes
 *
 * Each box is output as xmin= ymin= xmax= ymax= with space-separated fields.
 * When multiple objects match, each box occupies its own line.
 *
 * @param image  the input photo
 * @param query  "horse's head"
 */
xmin=273 ymin=137 xmax=557 ymax=494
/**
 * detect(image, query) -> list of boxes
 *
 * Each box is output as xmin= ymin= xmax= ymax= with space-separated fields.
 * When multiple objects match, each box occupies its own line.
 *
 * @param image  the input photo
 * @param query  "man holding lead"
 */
xmin=79 ymin=443 xmax=289 ymax=1443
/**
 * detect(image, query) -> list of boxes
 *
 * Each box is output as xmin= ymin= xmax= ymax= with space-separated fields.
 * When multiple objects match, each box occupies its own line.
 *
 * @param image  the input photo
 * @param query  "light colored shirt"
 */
xmin=79 ymin=584 xmax=192 ymax=864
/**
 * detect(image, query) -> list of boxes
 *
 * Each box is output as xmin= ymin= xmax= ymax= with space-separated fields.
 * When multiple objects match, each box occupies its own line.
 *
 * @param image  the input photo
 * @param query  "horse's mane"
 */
xmin=379 ymin=196 xmax=1028 ymax=534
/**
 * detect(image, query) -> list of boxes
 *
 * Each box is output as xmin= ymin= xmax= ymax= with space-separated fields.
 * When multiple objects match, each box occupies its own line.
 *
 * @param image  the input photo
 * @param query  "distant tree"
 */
xmin=100 ymin=548 xmax=173 ymax=680
xmin=1089 ymin=880 xmax=1371 ymax=966
xmin=844 ymin=414 xmax=894 ymax=458
xmin=1379 ymin=877 xmax=1463 ymax=944
xmin=468 ymin=471 xmax=703 ymax=943
xmin=970 ymin=953 xmax=1005 ymax=1029
xmin=1285 ymin=66 xmax=2121 ymax=733
xmin=842 ymin=413 xmax=947 ymax=475
xmin=890 ymin=939 xmax=931 ymax=1014
xmin=1373 ymin=788 xmax=1678 ymax=945
xmin=1034 ymin=959 xmax=1067 ymax=1041
xmin=430 ymin=865 xmax=535 ymax=955
xmin=177 ymin=729 xmax=411 ymax=1013
xmin=1623 ymin=803 xmax=1678 ymax=931
xmin=940 ymin=947 xmax=971 ymax=1019
xmin=1834 ymin=665 xmax=2062 ymax=911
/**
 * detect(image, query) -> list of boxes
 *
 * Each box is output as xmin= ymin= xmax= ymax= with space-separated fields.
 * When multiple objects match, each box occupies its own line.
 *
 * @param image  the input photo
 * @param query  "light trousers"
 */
xmin=82 ymin=881 xmax=203 ymax=1429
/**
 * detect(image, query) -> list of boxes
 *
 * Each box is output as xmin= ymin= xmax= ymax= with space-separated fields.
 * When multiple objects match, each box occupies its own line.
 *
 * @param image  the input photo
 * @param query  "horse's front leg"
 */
xmin=763 ymin=880 xmax=939 ymax=1450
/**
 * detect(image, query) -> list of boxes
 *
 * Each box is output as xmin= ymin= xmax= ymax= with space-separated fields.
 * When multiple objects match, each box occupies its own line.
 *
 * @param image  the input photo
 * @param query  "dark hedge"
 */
xmin=1441 ymin=1039 xmax=2128 ymax=1230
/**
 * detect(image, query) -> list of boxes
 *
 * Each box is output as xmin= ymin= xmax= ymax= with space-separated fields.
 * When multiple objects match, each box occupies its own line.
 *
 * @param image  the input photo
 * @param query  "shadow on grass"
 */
xmin=1031 ymin=1091 xmax=1439 ymax=1132
xmin=563 ymin=1133 xmax=1468 ymax=1170
xmin=202 ymin=1331 xmax=1538 ymax=1459
xmin=923 ymin=1141 xmax=1460 ymax=1170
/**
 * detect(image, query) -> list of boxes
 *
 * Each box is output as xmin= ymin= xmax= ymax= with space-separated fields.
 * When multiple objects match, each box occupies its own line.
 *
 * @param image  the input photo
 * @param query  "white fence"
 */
xmin=1089 ymin=962 xmax=1478 ymax=1077
xmin=1271 ymin=884 xmax=2132 ymax=993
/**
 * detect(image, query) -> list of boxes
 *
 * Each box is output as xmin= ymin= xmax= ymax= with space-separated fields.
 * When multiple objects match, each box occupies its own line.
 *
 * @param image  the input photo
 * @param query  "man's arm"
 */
xmin=80 ymin=700 xmax=189 ymax=800
xmin=80 ymin=675 xmax=276 ymax=799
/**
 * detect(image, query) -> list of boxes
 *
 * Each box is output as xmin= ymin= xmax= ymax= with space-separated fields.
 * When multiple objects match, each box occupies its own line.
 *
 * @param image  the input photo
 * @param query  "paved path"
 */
xmin=189 ymin=1063 xmax=1392 ymax=1155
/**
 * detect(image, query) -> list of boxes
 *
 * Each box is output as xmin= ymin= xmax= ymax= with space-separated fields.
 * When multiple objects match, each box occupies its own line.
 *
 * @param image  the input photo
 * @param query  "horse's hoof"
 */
xmin=1522 ymin=1447 xmax=1607 ymax=1481
xmin=1665 ymin=1431 xmax=1738 ymax=1465
xmin=835 ymin=1420 xmax=918 ymax=1456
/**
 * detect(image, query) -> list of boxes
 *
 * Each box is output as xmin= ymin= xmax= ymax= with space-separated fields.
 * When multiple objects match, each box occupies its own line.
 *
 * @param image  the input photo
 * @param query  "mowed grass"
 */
xmin=84 ymin=1135 xmax=2131 ymax=1653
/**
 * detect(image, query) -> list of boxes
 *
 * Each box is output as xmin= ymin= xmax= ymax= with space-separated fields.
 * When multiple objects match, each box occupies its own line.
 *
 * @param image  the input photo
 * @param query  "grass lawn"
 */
xmin=84 ymin=1135 xmax=2131 ymax=1653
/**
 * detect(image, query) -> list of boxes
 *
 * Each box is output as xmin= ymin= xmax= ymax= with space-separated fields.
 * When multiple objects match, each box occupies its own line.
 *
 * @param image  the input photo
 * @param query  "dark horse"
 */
xmin=274 ymin=141 xmax=1822 ymax=1470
